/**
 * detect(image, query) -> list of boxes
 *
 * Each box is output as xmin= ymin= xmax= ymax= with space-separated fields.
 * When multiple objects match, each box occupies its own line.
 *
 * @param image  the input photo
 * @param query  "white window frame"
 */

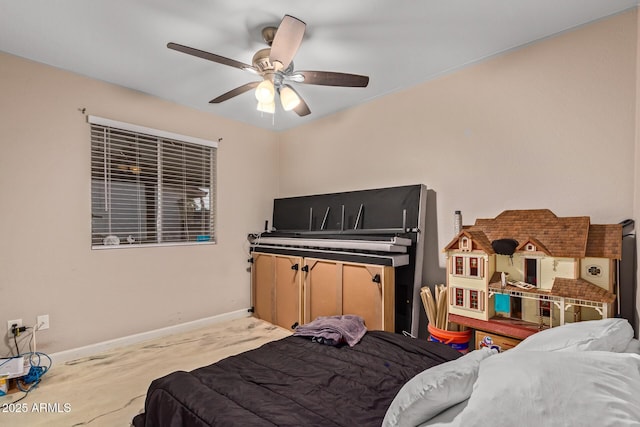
xmin=89 ymin=116 xmax=218 ymax=249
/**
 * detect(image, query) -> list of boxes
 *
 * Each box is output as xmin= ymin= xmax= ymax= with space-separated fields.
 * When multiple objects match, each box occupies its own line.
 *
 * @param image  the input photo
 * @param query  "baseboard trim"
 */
xmin=50 ymin=309 xmax=251 ymax=364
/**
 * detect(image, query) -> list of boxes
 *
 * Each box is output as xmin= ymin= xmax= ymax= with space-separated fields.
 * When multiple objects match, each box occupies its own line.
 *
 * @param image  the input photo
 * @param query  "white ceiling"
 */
xmin=1 ymin=1 xmax=638 ymax=131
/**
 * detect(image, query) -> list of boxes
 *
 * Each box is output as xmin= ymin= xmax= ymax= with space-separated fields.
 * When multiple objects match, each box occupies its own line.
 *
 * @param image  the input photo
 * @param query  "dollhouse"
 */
xmin=443 ymin=209 xmax=621 ymax=332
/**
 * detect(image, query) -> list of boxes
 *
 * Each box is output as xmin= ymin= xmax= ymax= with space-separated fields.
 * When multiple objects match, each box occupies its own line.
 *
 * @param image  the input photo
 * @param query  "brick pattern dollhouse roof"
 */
xmin=516 ymin=236 xmax=550 ymax=255
xmin=472 ymin=209 xmax=590 ymax=258
xmin=585 ymin=224 xmax=623 ymax=259
xmin=444 ymin=209 xmax=622 ymax=260
xmin=552 ymin=277 xmax=616 ymax=304
xmin=443 ymin=229 xmax=495 ymax=253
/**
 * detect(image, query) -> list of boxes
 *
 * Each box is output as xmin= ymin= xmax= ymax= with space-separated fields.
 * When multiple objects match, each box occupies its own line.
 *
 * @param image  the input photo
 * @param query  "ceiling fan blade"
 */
xmin=168 ymin=42 xmax=255 ymax=72
xmin=294 ymin=70 xmax=369 ymax=87
xmin=269 ymin=15 xmax=306 ymax=70
xmin=209 ymin=81 xmax=260 ymax=103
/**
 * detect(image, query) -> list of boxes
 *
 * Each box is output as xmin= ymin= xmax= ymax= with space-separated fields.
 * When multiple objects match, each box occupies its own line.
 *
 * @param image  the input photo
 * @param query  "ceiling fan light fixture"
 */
xmin=280 ymin=86 xmax=301 ymax=111
xmin=255 ymin=79 xmax=275 ymax=103
xmin=257 ymin=100 xmax=275 ymax=114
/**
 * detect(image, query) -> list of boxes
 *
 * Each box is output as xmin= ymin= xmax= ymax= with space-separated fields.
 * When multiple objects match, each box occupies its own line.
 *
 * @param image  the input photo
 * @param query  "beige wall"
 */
xmin=2 ymin=9 xmax=639 ymax=355
xmin=279 ymin=11 xmax=639 ymax=332
xmin=0 ymin=52 xmax=279 ymax=355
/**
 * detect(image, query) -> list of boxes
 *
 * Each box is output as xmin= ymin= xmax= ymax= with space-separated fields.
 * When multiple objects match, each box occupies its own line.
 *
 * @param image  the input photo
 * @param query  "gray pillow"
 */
xmin=512 ymin=318 xmax=633 ymax=353
xmin=382 ymin=348 xmax=496 ymax=427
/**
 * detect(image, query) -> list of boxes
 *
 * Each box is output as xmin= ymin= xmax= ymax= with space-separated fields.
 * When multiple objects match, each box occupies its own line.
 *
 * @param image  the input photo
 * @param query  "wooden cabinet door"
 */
xmin=343 ymin=264 xmax=395 ymax=331
xmin=274 ymin=256 xmax=303 ymax=330
xmin=304 ymin=259 xmax=342 ymax=323
xmin=252 ymin=253 xmax=302 ymax=330
xmin=252 ymin=252 xmax=275 ymax=324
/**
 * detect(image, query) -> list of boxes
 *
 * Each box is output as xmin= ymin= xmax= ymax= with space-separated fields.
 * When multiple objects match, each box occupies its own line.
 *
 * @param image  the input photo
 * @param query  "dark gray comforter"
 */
xmin=132 ymin=331 xmax=461 ymax=427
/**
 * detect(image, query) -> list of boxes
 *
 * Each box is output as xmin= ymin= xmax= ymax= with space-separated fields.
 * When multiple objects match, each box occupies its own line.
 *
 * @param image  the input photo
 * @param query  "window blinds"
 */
xmin=89 ymin=116 xmax=217 ymax=248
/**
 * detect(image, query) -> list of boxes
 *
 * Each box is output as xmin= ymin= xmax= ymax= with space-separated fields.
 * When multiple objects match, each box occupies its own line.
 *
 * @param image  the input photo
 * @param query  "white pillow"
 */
xmin=382 ymin=348 xmax=496 ymax=427
xmin=624 ymin=338 xmax=640 ymax=354
xmin=458 ymin=350 xmax=640 ymax=426
xmin=513 ymin=318 xmax=633 ymax=352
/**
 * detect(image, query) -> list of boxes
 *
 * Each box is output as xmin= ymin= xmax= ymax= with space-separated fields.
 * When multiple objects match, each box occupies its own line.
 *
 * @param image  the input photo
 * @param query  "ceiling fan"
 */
xmin=167 ymin=14 xmax=369 ymax=117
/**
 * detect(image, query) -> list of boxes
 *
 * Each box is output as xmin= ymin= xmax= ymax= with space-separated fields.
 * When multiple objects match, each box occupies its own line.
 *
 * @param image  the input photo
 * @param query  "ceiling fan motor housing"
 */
xmin=261 ymin=26 xmax=277 ymax=46
xmin=252 ymin=48 xmax=274 ymax=73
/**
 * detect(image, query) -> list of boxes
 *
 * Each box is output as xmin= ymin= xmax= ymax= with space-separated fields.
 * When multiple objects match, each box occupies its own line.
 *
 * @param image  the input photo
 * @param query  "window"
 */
xmin=587 ymin=265 xmax=602 ymax=277
xmin=452 ymin=255 xmax=482 ymax=278
xmin=89 ymin=116 xmax=217 ymax=248
xmin=469 ymin=290 xmax=479 ymax=310
xmin=469 ymin=257 xmax=479 ymax=276
xmin=455 ymin=288 xmax=464 ymax=307
xmin=460 ymin=237 xmax=470 ymax=250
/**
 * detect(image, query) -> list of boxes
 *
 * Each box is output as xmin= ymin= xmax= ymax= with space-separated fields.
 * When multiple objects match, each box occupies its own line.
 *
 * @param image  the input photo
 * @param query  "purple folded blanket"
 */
xmin=293 ymin=315 xmax=367 ymax=347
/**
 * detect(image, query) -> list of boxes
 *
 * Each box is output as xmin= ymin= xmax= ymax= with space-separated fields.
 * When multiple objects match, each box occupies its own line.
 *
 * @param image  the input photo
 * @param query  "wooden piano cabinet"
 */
xmin=253 ymin=252 xmax=395 ymax=332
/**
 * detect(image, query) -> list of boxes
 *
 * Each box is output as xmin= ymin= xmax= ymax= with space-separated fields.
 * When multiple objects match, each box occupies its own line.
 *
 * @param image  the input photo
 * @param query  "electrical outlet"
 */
xmin=37 ymin=315 xmax=50 ymax=330
xmin=7 ymin=319 xmax=23 ymax=337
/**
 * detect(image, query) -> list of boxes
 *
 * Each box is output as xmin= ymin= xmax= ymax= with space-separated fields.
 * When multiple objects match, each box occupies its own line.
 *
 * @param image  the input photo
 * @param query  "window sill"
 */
xmin=92 ymin=241 xmax=217 ymax=250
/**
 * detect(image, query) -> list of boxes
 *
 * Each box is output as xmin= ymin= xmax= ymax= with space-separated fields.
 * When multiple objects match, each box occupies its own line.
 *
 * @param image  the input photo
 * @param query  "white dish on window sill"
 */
xmin=103 ymin=235 xmax=120 ymax=245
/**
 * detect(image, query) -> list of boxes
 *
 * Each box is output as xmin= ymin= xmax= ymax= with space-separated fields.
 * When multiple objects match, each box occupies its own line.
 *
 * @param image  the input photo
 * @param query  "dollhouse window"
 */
xmin=455 ymin=257 xmax=464 ymax=275
xmin=455 ymin=288 xmax=464 ymax=307
xmin=469 ymin=257 xmax=479 ymax=277
xmin=469 ymin=290 xmax=479 ymax=309
xmin=587 ymin=265 xmax=602 ymax=277
xmin=460 ymin=237 xmax=470 ymax=251
xmin=526 ymin=243 xmax=536 ymax=251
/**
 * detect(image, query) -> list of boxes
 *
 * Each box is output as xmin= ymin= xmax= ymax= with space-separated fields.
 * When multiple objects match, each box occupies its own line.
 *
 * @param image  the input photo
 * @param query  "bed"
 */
xmin=132 ymin=327 xmax=461 ymax=427
xmin=133 ymin=318 xmax=640 ymax=427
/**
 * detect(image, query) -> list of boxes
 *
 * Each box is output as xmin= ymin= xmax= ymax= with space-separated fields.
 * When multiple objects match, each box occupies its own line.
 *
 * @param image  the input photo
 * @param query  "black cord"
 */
xmin=13 ymin=333 xmax=20 ymax=356
xmin=10 ymin=391 xmax=28 ymax=404
xmin=10 ymin=326 xmax=32 ymax=356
